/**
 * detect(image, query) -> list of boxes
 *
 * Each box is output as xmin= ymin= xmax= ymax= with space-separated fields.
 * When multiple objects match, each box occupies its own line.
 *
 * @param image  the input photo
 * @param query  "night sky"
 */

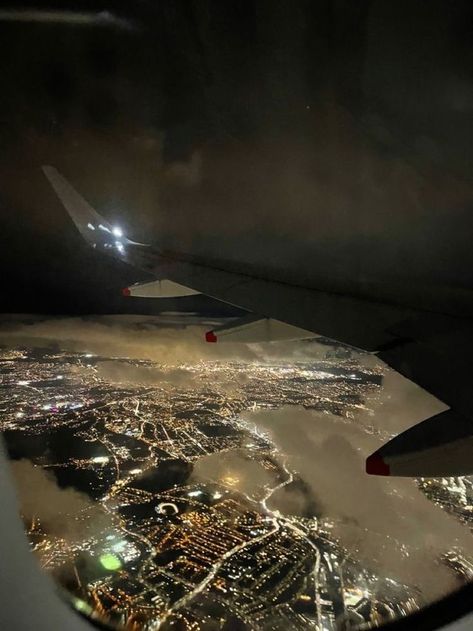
xmin=1 ymin=1 xmax=473 ymax=316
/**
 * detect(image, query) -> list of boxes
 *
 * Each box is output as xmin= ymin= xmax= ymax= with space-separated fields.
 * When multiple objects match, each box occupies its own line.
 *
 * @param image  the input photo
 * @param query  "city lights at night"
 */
xmin=1 ymin=342 xmax=471 ymax=630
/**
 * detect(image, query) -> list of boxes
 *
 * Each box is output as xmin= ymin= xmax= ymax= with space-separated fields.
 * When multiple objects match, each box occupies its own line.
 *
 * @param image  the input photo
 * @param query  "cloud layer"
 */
xmin=2 ymin=314 xmax=469 ymax=601
xmin=10 ymin=459 xmax=111 ymax=544
xmin=242 ymin=406 xmax=471 ymax=599
xmin=0 ymin=314 xmax=288 ymax=363
xmin=192 ymin=450 xmax=277 ymax=501
xmin=93 ymin=360 xmax=196 ymax=388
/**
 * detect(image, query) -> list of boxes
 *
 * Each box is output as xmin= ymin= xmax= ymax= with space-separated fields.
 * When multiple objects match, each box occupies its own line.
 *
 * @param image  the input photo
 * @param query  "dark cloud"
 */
xmin=2 ymin=3 xmax=473 ymax=314
xmin=10 ymin=459 xmax=111 ymax=544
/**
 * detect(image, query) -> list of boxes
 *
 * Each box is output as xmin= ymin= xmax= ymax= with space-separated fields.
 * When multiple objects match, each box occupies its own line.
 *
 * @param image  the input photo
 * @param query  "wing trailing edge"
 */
xmin=122 ymin=279 xmax=199 ymax=298
xmin=205 ymin=315 xmax=316 ymax=344
xmin=366 ymin=409 xmax=473 ymax=477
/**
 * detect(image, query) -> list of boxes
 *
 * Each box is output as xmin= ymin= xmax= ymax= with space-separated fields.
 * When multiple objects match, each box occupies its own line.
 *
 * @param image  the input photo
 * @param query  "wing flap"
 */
xmin=122 ymin=279 xmax=199 ymax=298
xmin=205 ymin=315 xmax=316 ymax=343
xmin=366 ymin=410 xmax=473 ymax=477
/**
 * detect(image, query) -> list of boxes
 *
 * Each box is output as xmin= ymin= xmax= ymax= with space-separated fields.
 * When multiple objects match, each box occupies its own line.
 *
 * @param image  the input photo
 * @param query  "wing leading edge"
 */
xmin=43 ymin=166 xmax=473 ymax=477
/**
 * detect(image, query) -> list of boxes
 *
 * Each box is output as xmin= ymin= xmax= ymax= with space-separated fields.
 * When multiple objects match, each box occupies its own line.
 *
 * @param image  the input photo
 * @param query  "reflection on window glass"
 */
xmin=0 ymin=2 xmax=472 ymax=629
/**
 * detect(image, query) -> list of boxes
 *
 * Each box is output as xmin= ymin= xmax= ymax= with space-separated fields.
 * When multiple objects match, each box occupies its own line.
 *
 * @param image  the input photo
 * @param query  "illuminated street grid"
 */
xmin=0 ymin=347 xmax=472 ymax=630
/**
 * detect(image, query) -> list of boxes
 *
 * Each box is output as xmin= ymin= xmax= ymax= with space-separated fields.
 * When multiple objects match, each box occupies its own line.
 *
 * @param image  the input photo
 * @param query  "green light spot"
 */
xmin=99 ymin=553 xmax=121 ymax=571
xmin=73 ymin=598 xmax=93 ymax=615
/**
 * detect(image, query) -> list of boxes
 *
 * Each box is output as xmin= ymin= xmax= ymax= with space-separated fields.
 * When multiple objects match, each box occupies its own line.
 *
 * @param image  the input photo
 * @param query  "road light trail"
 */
xmin=156 ymin=519 xmax=281 ymax=628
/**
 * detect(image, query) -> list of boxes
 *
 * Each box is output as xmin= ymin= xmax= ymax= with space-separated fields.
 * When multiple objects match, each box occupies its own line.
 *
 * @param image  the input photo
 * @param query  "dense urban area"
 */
xmin=1 ymin=345 xmax=472 ymax=630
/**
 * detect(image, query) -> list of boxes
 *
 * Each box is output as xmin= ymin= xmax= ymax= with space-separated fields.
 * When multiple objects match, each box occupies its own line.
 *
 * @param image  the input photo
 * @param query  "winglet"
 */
xmin=42 ymin=165 xmax=112 ymax=245
xmin=42 ymin=166 xmax=149 ymax=249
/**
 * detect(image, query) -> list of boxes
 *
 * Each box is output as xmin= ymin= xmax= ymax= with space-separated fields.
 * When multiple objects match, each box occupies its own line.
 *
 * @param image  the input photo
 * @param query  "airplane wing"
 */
xmin=43 ymin=166 xmax=473 ymax=477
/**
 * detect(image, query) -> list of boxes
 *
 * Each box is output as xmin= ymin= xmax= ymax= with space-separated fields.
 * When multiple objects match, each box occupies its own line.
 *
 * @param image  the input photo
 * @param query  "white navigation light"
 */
xmin=112 ymin=226 xmax=123 ymax=238
xmin=98 ymin=224 xmax=111 ymax=233
xmin=87 ymin=223 xmax=95 ymax=230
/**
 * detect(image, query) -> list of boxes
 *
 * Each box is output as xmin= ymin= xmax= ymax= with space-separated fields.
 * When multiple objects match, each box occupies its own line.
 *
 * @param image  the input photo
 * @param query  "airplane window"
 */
xmin=0 ymin=3 xmax=472 ymax=631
